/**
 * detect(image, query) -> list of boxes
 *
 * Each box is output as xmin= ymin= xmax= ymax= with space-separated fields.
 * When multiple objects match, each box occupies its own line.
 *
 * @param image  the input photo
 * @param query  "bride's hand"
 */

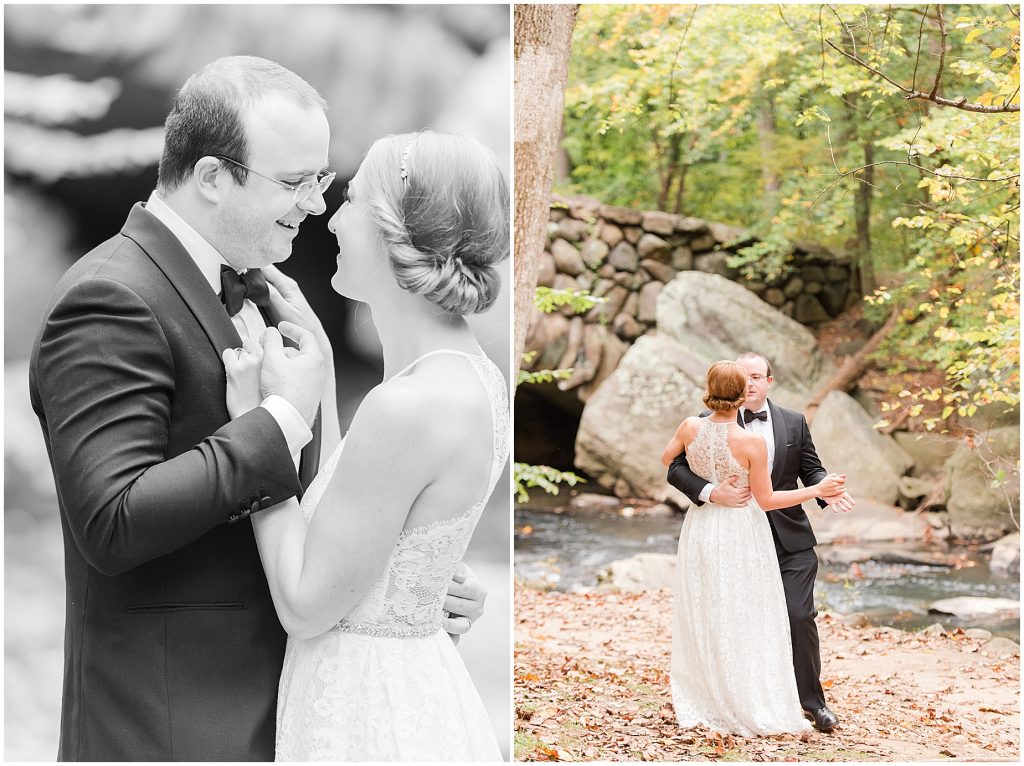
xmin=815 ymin=473 xmax=847 ymax=498
xmin=262 ymin=265 xmax=331 ymax=352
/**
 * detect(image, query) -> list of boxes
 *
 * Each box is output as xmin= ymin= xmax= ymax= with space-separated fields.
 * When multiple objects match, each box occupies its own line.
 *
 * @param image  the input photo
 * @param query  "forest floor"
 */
xmin=514 ymin=586 xmax=1020 ymax=762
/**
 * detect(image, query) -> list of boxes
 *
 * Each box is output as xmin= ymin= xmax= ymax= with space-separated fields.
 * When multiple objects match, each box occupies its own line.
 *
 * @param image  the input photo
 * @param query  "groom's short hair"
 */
xmin=737 ymin=351 xmax=772 ymax=378
xmin=157 ymin=56 xmax=326 ymax=193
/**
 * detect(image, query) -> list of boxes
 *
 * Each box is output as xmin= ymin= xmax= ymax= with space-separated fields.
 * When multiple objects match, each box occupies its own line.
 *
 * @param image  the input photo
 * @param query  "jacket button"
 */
xmin=250 ymin=500 xmax=261 ymax=514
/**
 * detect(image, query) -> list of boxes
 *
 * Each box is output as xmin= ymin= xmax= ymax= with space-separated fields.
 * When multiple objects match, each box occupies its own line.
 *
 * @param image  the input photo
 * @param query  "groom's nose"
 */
xmin=298 ymin=187 xmax=328 ymax=216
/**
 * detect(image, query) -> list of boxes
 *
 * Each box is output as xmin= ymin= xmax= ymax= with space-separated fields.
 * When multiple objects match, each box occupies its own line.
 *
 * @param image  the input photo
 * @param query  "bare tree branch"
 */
xmin=832 ymin=160 xmax=1018 ymax=185
xmin=911 ymin=3 xmax=929 ymax=91
xmin=929 ymin=5 xmax=946 ymax=100
xmin=1008 ymin=4 xmax=1020 ymax=20
xmin=826 ymin=4 xmax=858 ymax=58
xmin=776 ymin=4 xmax=798 ymax=34
xmin=825 ymin=39 xmax=1021 ymax=113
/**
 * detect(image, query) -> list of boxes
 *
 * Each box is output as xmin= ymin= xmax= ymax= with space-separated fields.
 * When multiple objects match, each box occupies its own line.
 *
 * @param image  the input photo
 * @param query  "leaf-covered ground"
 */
xmin=514 ymin=586 xmax=1020 ymax=762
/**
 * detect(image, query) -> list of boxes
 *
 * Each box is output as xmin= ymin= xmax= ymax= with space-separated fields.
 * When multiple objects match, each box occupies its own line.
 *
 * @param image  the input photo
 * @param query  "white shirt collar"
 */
xmin=145 ymin=190 xmax=232 ymax=295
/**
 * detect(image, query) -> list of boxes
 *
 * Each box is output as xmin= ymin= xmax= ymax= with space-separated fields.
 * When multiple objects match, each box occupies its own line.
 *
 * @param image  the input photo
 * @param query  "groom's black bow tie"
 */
xmin=743 ymin=408 xmax=768 ymax=424
xmin=220 ymin=265 xmax=270 ymax=317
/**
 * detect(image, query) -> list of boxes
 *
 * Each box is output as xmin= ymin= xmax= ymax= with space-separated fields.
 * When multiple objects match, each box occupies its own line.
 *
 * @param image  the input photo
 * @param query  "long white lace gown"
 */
xmin=275 ymin=350 xmax=509 ymax=761
xmin=670 ymin=419 xmax=811 ymax=737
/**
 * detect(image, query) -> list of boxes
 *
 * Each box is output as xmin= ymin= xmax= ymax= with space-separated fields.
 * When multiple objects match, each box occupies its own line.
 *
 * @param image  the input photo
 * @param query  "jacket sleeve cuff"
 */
xmin=260 ymin=395 xmax=313 ymax=457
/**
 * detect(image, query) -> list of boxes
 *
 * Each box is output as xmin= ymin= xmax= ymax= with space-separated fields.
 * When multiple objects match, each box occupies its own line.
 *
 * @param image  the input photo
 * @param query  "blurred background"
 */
xmin=3 ymin=4 xmax=511 ymax=760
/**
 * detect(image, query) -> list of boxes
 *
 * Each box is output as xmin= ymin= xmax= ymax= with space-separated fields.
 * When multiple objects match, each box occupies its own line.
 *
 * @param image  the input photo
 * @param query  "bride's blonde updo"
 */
xmin=703 ymin=361 xmax=748 ymax=412
xmin=359 ymin=130 xmax=509 ymax=315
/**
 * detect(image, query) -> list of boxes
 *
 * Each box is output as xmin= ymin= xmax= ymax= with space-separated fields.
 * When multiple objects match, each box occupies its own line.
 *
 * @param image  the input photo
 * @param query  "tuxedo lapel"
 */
xmin=121 ymin=203 xmax=242 ymax=356
xmin=767 ymin=399 xmax=788 ymax=486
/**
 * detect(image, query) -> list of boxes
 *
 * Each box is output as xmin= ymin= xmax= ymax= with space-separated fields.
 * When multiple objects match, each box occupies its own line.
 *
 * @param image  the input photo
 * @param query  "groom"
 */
xmin=30 ymin=56 xmax=485 ymax=761
xmin=667 ymin=351 xmax=853 ymax=732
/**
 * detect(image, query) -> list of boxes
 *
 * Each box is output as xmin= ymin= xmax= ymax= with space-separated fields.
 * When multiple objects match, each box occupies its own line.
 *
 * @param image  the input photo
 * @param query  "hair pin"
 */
xmin=399 ymin=139 xmax=414 ymax=183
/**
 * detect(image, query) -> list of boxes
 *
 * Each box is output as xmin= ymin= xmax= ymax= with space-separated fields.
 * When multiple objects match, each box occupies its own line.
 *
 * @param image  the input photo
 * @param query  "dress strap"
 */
xmin=385 ymin=348 xmax=486 ymax=382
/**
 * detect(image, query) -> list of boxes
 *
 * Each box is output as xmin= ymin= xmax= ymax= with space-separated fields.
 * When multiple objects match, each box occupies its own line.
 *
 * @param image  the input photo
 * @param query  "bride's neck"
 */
xmin=366 ymin=291 xmax=478 ymax=379
xmin=708 ymin=409 xmax=737 ymax=423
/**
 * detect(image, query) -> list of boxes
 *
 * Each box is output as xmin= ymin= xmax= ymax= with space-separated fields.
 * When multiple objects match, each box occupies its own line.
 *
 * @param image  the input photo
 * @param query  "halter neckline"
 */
xmin=384 ymin=348 xmax=487 ymax=382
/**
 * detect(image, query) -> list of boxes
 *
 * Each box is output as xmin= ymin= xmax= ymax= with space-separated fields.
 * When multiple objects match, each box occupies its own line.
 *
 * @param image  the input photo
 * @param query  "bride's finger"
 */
xmin=263 ymin=265 xmax=299 ymax=295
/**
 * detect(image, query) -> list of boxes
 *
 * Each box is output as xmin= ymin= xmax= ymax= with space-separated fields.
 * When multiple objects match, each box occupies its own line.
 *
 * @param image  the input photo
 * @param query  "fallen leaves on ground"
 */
xmin=514 ymin=585 xmax=1020 ymax=762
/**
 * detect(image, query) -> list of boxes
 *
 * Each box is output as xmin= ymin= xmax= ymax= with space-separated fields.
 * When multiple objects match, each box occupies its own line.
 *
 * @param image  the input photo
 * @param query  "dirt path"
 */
xmin=515 ymin=586 xmax=1020 ymax=761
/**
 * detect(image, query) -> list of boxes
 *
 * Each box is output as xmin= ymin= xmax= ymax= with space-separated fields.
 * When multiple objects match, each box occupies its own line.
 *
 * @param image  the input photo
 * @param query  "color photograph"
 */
xmin=513 ymin=4 xmax=1019 ymax=761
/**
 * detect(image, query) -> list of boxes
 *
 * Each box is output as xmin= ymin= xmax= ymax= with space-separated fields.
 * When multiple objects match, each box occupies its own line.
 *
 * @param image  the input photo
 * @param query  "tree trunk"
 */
xmin=513 ymin=4 xmax=579 ymax=387
xmin=756 ymin=87 xmax=780 ymax=217
xmin=673 ymin=163 xmax=688 ymax=214
xmin=658 ymin=132 xmax=682 ymax=211
xmin=855 ymin=139 xmax=875 ymax=291
xmin=804 ymin=306 xmax=899 ymax=424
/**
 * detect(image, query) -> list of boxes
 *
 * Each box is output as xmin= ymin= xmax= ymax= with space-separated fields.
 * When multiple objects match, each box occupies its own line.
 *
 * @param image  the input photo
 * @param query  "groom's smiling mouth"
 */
xmin=276 ymin=219 xmax=302 ymax=231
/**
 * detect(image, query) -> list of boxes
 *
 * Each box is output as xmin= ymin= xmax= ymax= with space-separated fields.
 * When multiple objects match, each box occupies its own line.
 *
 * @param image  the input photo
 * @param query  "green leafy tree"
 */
xmin=559 ymin=4 xmax=1019 ymax=433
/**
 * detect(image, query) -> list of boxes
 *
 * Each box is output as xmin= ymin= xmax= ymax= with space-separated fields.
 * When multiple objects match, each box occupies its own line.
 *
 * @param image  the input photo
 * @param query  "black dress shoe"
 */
xmin=809 ymin=706 xmax=839 ymax=732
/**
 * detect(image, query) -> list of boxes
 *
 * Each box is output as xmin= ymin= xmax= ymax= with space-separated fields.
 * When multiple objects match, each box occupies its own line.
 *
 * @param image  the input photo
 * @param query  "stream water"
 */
xmin=516 ymin=501 xmax=1020 ymax=641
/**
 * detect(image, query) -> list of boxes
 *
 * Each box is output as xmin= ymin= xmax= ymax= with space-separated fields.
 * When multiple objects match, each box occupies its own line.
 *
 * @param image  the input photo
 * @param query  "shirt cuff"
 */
xmin=698 ymin=483 xmax=714 ymax=504
xmin=260 ymin=395 xmax=313 ymax=457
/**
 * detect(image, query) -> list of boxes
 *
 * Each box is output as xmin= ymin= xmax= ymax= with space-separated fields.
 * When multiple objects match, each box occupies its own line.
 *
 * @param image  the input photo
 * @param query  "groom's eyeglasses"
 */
xmin=748 ymin=374 xmax=769 ymax=382
xmin=215 ymin=156 xmax=336 ymax=205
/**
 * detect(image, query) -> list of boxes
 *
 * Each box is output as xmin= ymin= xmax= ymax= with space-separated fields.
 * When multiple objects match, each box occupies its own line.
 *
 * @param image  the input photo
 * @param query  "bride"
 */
xmin=222 ymin=130 xmax=508 ymax=760
xmin=660 ymin=361 xmax=844 ymax=737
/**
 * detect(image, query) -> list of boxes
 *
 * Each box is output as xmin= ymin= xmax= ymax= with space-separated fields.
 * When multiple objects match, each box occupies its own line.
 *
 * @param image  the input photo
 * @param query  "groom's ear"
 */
xmin=194 ymin=156 xmax=225 ymax=204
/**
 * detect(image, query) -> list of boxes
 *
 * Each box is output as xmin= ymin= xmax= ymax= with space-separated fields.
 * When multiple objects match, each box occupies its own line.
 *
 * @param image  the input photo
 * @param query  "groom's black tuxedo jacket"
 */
xmin=667 ymin=400 xmax=827 ymax=553
xmin=29 ymin=203 xmax=321 ymax=761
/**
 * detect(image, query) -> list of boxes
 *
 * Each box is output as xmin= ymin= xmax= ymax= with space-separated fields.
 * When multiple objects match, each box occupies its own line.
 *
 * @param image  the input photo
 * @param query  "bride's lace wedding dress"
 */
xmin=670 ymin=419 xmax=811 ymax=736
xmin=275 ymin=350 xmax=508 ymax=761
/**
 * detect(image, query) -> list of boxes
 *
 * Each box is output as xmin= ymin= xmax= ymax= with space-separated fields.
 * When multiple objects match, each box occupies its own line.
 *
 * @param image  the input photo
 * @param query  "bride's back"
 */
xmin=686 ymin=418 xmax=751 ymax=488
xmin=395 ymin=353 xmax=506 ymax=532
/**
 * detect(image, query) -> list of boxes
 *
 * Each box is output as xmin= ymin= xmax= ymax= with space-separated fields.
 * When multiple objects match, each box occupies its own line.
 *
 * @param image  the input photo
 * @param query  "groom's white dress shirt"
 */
xmin=146 ymin=191 xmax=311 ymax=460
xmin=697 ymin=405 xmax=774 ymax=503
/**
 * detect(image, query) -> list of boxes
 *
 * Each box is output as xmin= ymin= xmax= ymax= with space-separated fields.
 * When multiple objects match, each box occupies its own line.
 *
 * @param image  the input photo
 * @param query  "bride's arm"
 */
xmin=251 ymin=382 xmax=440 ymax=639
xmin=743 ymin=437 xmax=845 ymax=511
xmin=661 ymin=417 xmax=703 ymax=467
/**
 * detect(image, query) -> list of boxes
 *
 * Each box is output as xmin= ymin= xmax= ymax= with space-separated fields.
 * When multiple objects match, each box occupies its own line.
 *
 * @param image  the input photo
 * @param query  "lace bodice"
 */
xmin=687 ymin=419 xmax=749 ymax=489
xmin=297 ymin=350 xmax=509 ymax=638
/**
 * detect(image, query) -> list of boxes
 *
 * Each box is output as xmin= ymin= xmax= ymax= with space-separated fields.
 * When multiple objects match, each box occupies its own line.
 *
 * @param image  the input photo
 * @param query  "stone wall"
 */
xmin=524 ymin=194 xmax=861 ymax=402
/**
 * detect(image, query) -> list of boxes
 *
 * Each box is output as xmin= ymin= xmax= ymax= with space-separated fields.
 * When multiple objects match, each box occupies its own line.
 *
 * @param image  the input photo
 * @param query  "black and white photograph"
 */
xmin=5 ymin=3 xmax=511 ymax=761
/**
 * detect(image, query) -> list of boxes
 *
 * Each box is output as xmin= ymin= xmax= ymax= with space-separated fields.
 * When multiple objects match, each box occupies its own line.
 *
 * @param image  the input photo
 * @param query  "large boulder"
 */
xmin=575 ymin=334 xmax=706 ymax=506
xmin=809 ymin=391 xmax=914 ymax=504
xmin=808 ymin=498 xmax=932 ymax=544
xmin=989 ymin=532 xmax=1020 ymax=576
xmin=598 ymin=553 xmax=675 ymax=591
xmin=892 ymin=431 xmax=960 ymax=477
xmin=928 ymin=597 xmax=1020 ymax=620
xmin=946 ymin=426 xmax=1020 ymax=540
xmin=576 ymin=271 xmax=847 ymax=503
xmin=656 ymin=271 xmax=834 ymax=398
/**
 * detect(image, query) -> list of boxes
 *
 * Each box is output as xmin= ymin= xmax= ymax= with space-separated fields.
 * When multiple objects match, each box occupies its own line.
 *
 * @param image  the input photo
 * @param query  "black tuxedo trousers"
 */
xmin=29 ymin=203 xmax=321 ymax=761
xmin=667 ymin=402 xmax=828 ymax=712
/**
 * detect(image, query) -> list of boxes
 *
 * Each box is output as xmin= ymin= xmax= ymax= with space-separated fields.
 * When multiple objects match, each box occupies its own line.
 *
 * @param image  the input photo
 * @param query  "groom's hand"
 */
xmin=823 ymin=491 xmax=855 ymax=513
xmin=259 ymin=322 xmax=326 ymax=427
xmin=709 ymin=476 xmax=751 ymax=507
xmin=443 ymin=561 xmax=486 ymax=640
